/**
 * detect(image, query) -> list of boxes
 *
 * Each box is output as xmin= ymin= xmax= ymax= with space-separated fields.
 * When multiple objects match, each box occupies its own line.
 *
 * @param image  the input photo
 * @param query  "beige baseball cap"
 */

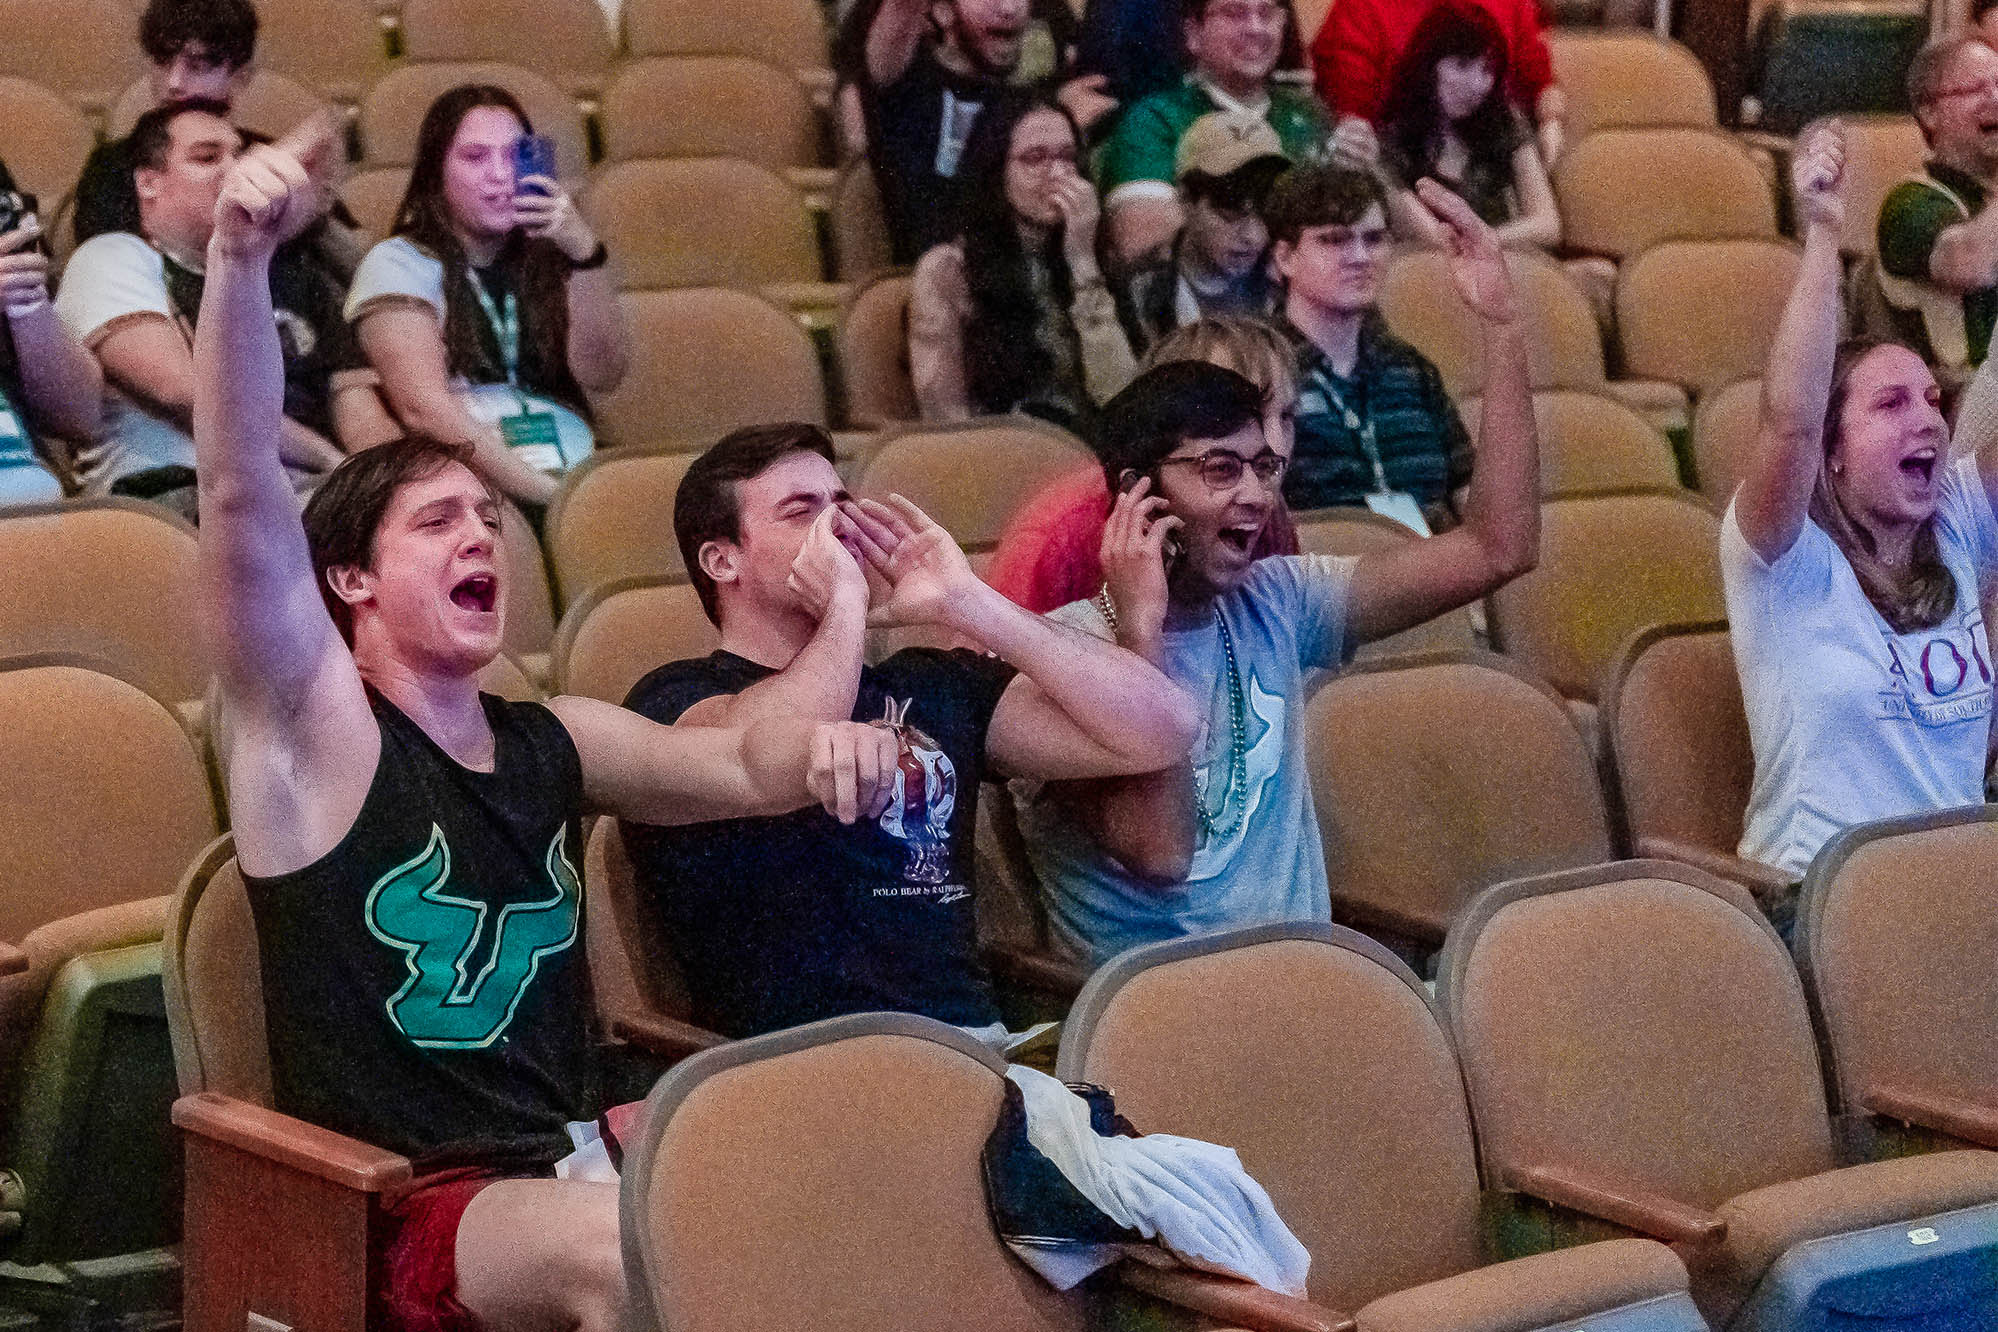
xmin=1174 ymin=111 xmax=1290 ymax=181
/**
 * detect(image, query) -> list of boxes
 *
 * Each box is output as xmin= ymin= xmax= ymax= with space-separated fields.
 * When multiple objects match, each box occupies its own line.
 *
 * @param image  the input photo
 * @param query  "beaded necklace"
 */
xmin=1095 ymin=585 xmax=1249 ymax=839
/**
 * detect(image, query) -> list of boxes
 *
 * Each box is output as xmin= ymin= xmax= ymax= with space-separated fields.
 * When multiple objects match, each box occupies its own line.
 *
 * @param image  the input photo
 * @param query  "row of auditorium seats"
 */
xmin=158 ymin=812 xmax=1998 ymax=1332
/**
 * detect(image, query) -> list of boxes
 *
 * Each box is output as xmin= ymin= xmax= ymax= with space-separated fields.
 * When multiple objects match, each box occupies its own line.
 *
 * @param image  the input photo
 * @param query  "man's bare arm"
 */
xmin=864 ymin=0 xmax=931 ymax=88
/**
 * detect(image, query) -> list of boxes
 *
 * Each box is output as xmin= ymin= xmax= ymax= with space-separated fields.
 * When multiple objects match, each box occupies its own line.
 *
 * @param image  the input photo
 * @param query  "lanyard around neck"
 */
xmin=467 ymin=272 xmax=520 ymax=386
xmin=1313 ymin=363 xmax=1389 ymax=493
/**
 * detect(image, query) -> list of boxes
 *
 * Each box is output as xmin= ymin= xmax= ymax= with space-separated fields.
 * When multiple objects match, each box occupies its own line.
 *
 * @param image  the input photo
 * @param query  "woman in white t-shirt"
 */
xmin=345 ymin=85 xmax=629 ymax=508
xmin=1725 ymin=121 xmax=1998 ymax=889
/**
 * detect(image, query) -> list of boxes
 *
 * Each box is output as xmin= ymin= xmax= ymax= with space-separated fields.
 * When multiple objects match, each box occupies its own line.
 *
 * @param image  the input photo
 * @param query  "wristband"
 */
xmin=566 ymin=242 xmax=609 ymax=272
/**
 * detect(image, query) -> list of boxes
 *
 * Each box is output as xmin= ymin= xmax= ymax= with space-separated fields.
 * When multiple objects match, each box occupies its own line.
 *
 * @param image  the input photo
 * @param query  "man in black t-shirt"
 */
xmin=197 ymin=126 xmax=904 ymax=1332
xmin=854 ymin=0 xmax=1118 ymax=262
xmin=621 ymin=423 xmax=1199 ymax=1039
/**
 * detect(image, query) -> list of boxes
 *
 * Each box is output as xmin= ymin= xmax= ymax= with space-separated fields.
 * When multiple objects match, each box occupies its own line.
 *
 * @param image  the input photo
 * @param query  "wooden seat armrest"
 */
xmin=1506 ymin=1163 xmax=1726 ymax=1247
xmin=981 ymin=942 xmax=1089 ymax=998
xmin=1636 ymin=837 xmax=1794 ymax=898
xmin=171 ymin=1092 xmax=412 ymax=1194
xmin=0 ymin=940 xmax=25 ymax=976
xmin=610 ymin=1009 xmax=728 ymax=1061
xmin=1119 ymin=1263 xmax=1356 ymax=1332
xmin=1862 ymin=1085 xmax=1998 ymax=1149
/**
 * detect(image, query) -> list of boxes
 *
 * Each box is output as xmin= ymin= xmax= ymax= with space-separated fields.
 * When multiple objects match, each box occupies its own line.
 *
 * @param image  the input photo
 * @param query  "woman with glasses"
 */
xmin=908 ymin=88 xmax=1136 ymax=432
xmin=1010 ymin=182 xmax=1539 ymax=964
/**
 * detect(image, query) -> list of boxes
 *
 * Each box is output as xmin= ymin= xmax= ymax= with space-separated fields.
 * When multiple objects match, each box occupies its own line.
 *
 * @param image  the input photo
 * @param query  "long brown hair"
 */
xmin=391 ymin=84 xmax=587 ymax=416
xmin=1808 ymin=338 xmax=1956 ymax=633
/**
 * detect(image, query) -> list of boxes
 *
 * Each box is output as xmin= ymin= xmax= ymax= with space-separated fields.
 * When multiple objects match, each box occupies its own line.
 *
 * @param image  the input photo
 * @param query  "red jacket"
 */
xmin=1311 ymin=0 xmax=1555 ymax=123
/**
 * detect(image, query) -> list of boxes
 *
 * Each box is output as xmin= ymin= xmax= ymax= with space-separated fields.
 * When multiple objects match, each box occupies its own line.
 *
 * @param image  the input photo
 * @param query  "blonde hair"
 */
xmin=1808 ymin=338 xmax=1957 ymax=633
xmin=1142 ymin=316 xmax=1297 ymax=416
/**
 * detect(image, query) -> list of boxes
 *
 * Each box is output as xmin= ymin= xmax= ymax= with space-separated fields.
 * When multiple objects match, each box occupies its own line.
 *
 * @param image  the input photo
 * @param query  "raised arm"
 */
xmin=845 ymin=494 xmax=1200 ymax=781
xmin=676 ymin=507 xmax=869 ymax=728
xmin=1492 ymin=140 xmax=1560 ymax=251
xmin=864 ymin=0 xmax=931 ymax=88
xmin=1347 ymin=179 xmax=1539 ymax=644
xmin=1735 ymin=122 xmax=1845 ymax=564
xmin=196 ymin=120 xmax=379 ymax=872
xmin=547 ymin=695 xmax=900 ymax=827
xmin=1050 ymin=478 xmax=1197 ymax=886
xmin=909 ymin=245 xmax=975 ymax=422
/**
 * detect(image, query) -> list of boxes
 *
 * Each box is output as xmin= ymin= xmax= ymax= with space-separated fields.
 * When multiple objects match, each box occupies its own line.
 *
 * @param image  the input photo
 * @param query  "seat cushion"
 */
xmin=1703 ymin=1150 xmax=1998 ymax=1318
xmin=1 ymin=895 xmax=169 ymax=1068
xmin=1355 ymin=1238 xmax=1688 ymax=1332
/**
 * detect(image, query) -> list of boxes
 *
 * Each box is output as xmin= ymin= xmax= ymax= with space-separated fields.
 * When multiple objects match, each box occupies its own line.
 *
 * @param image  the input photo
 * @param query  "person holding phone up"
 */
xmin=345 ymin=85 xmax=629 ymax=509
xmin=0 ymin=173 xmax=101 ymax=505
xmin=909 ymin=88 xmax=1137 ymax=435
xmin=1011 ymin=179 xmax=1538 ymax=965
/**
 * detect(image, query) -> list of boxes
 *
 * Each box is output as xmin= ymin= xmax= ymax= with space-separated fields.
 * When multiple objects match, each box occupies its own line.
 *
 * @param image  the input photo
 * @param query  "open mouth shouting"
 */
xmin=1215 ymin=523 xmax=1261 ymax=557
xmin=1898 ymin=446 xmax=1939 ymax=487
xmin=450 ymin=571 xmax=499 ymax=615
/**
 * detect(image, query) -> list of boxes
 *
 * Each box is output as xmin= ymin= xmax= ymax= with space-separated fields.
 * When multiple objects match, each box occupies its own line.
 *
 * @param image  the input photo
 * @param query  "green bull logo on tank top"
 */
xmin=363 ymin=824 xmax=581 ymax=1049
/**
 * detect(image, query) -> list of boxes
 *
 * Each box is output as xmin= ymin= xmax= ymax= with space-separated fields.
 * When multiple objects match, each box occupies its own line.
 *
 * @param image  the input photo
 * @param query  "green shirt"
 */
xmin=1094 ymin=77 xmax=1333 ymax=198
xmin=1878 ymin=162 xmax=1998 ymax=369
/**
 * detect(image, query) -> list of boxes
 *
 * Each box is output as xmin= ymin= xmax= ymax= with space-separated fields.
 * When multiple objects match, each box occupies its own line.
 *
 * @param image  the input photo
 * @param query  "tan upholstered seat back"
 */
xmin=591 ymin=288 xmax=826 ymax=452
xmin=1292 ymin=511 xmax=1480 ymax=660
xmin=1058 ymin=929 xmax=1487 ymax=1309
xmin=545 ymin=450 xmax=698 ymax=608
xmin=0 ymin=77 xmax=94 ymax=210
xmin=1380 ymin=248 xmax=1606 ymax=397
xmin=1442 ymin=864 xmax=1836 ymax=1211
xmin=338 ymin=167 xmax=410 ymax=244
xmin=109 ymin=70 xmax=330 ymax=141
xmin=1833 ymin=115 xmax=1926 ymax=259
xmin=583 ymin=817 xmax=698 ymax=1028
xmin=0 ymin=660 xmax=217 ymax=946
xmin=830 ymin=163 xmax=896 ymax=283
xmin=499 ymin=500 xmax=558 ymax=663
xmin=241 ymin=0 xmax=393 ymax=104
xmin=358 ymin=62 xmax=590 ymax=176
xmin=164 ymin=838 xmax=274 ymax=1105
xmin=0 ymin=501 xmax=205 ymax=703
xmin=1690 ymin=377 xmax=1762 ymax=508
xmin=601 ymin=57 xmax=820 ymax=169
xmin=856 ymin=420 xmax=1090 ymax=552
xmin=1555 ymin=129 xmax=1777 ymax=259
xmin=588 ymin=158 xmax=821 ymax=291
xmin=0 ymin=0 xmax=142 ymax=113
xmin=837 ymin=272 xmax=917 ymax=427
xmin=1488 ymin=492 xmax=1725 ymax=701
xmin=1602 ymin=624 xmax=1749 ymax=858
xmin=1617 ymin=240 xmax=1802 ymax=394
xmin=398 ymin=0 xmax=616 ymax=96
xmin=1307 ymin=656 xmax=1612 ymax=941
xmin=621 ymin=0 xmax=832 ymax=81
xmin=1800 ymin=811 xmax=1998 ymax=1120
xmin=553 ymin=579 xmax=721 ymax=705
xmin=1462 ymin=389 xmax=1682 ymax=498
xmin=1549 ymin=33 xmax=1717 ymax=141
xmin=624 ymin=1018 xmax=1085 ymax=1332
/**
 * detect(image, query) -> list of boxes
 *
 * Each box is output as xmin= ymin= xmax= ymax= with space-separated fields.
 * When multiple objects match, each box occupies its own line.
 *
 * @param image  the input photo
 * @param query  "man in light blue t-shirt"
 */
xmin=1014 ymin=181 xmax=1542 ymax=964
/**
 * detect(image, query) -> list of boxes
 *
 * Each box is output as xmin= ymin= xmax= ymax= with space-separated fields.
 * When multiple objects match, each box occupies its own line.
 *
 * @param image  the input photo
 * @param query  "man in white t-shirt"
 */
xmin=56 ymin=101 xmax=385 ymax=517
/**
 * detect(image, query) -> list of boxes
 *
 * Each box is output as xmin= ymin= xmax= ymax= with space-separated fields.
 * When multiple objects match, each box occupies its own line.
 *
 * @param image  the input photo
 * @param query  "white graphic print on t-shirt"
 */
xmin=1877 ymin=606 xmax=1993 ymax=727
xmin=875 ymin=696 xmax=961 ymax=890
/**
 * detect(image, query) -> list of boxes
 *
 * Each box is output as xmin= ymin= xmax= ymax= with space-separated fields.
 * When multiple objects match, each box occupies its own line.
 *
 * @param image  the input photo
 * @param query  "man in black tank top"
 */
xmin=193 ymin=122 xmax=906 ymax=1332
xmin=620 ymin=424 xmax=1203 ymax=1038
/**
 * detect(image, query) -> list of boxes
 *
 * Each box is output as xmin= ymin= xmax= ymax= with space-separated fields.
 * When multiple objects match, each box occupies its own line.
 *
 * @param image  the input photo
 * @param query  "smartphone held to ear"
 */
xmin=511 ymin=135 xmax=557 ymax=196
xmin=1118 ymin=469 xmax=1185 ymax=570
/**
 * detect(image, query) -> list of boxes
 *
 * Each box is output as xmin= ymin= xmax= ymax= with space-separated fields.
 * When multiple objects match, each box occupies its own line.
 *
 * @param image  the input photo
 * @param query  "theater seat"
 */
xmin=0 ymin=657 xmax=219 ymax=1278
xmin=0 ymin=0 xmax=143 ymax=115
xmin=358 ymin=62 xmax=589 ymax=178
xmin=0 ymin=77 xmax=95 ymax=215
xmin=1459 ymin=388 xmax=1683 ymax=498
xmin=854 ymin=417 xmax=1091 ymax=555
xmin=619 ymin=0 xmax=833 ymax=101
xmin=1438 ymin=860 xmax=1998 ymax=1327
xmin=829 ymin=160 xmax=894 ymax=282
xmin=581 ymin=819 xmax=726 ymax=1060
xmin=544 ymin=448 xmax=698 ymax=609
xmin=1690 ymin=377 xmax=1762 ymax=509
xmin=585 ymin=158 xmax=829 ymax=303
xmin=836 ymin=271 xmax=917 ymax=429
xmin=621 ymin=1012 xmax=1329 ymax=1332
xmin=1797 ymin=807 xmax=1998 ymax=1158
xmin=398 ymin=0 xmax=616 ymax=99
xmin=601 ymin=57 xmax=823 ymax=172
xmin=1616 ymin=240 xmax=1802 ymax=397
xmin=1304 ymin=652 xmax=1611 ymax=951
xmin=1554 ymin=129 xmax=1778 ymax=261
xmin=1056 ymin=925 xmax=1706 ymax=1331
xmin=108 ymin=69 xmax=331 ymax=141
xmin=1290 ymin=508 xmax=1479 ymax=661
xmin=499 ymin=498 xmax=557 ymax=679
xmin=551 ymin=577 xmax=720 ymax=705
xmin=1548 ymin=31 xmax=1718 ymax=141
xmin=1600 ymin=622 xmax=1791 ymax=899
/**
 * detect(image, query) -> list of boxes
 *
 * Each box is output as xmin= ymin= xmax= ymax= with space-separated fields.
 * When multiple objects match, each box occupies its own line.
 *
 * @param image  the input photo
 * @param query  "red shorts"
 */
xmin=375 ymin=1167 xmax=515 ymax=1332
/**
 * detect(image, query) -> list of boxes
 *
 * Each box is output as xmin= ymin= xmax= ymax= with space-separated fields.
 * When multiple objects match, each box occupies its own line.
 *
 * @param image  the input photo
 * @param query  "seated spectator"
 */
xmin=345 ymin=86 xmax=630 ymax=510
xmin=1268 ymin=162 xmax=1471 ymax=525
xmin=0 ymin=174 xmax=100 ymax=505
xmin=1097 ymin=0 xmax=1333 ymax=265
xmin=1013 ymin=181 xmax=1536 ymax=962
xmin=1113 ymin=112 xmax=1290 ymax=356
xmin=1076 ymin=0 xmax=1304 ymax=107
xmin=910 ymin=91 xmax=1137 ymax=431
xmin=987 ymin=315 xmax=1300 ymax=613
xmin=840 ymin=0 xmax=1115 ymax=262
xmin=1877 ymin=38 xmax=1998 ymax=393
xmin=618 ymin=423 xmax=1198 ymax=1040
xmin=71 ymin=0 xmax=366 ymax=274
xmin=1730 ymin=123 xmax=1998 ymax=890
xmin=1374 ymin=0 xmax=1559 ymax=250
xmin=55 ymin=102 xmax=380 ymax=519
xmin=1312 ymin=0 xmax=1565 ymax=167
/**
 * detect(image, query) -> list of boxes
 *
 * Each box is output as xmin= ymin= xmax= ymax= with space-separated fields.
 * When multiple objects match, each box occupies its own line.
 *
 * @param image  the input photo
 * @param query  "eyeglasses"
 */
xmin=1159 ymin=449 xmax=1289 ymax=490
